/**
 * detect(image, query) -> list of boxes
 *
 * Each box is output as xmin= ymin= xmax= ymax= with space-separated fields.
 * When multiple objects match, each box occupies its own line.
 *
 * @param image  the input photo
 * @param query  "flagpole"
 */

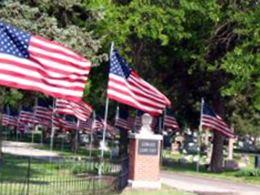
xmin=162 ymin=108 xmax=166 ymax=132
xmin=115 ymin=104 xmax=119 ymax=122
xmin=101 ymin=41 xmax=114 ymax=159
xmin=89 ymin=111 xmax=95 ymax=158
xmin=75 ymin=119 xmax=80 ymax=154
xmin=50 ymin=98 xmax=56 ymax=151
xmin=33 ymin=97 xmax=38 ymax=144
xmin=159 ymin=108 xmax=166 ymax=165
xmin=196 ymin=98 xmax=204 ymax=172
xmin=17 ymin=105 xmax=22 ymax=141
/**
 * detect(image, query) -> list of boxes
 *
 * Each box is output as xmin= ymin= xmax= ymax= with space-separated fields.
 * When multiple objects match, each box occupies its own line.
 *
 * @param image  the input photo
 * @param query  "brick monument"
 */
xmin=128 ymin=113 xmax=162 ymax=189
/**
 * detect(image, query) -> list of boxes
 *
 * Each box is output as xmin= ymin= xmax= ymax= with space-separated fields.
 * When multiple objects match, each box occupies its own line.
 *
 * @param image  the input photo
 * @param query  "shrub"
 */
xmin=235 ymin=169 xmax=260 ymax=177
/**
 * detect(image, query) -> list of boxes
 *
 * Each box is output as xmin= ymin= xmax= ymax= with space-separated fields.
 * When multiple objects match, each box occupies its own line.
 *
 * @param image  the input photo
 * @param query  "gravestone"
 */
xmin=238 ymin=154 xmax=250 ymax=168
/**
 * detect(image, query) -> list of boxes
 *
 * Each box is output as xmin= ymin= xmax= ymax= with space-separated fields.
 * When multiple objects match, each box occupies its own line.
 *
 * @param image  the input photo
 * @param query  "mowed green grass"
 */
xmin=0 ymin=155 xmax=116 ymax=195
xmin=121 ymin=185 xmax=195 ymax=195
xmin=162 ymin=150 xmax=260 ymax=185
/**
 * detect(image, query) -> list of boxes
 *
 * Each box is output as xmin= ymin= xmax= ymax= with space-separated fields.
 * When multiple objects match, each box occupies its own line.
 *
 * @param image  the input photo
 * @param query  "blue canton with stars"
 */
xmin=110 ymin=50 xmax=132 ymax=78
xmin=203 ymin=103 xmax=217 ymax=117
xmin=0 ymin=21 xmax=31 ymax=58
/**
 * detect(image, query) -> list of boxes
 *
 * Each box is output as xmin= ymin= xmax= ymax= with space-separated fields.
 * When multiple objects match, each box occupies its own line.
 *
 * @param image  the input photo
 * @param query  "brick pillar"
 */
xmin=128 ymin=133 xmax=162 ymax=189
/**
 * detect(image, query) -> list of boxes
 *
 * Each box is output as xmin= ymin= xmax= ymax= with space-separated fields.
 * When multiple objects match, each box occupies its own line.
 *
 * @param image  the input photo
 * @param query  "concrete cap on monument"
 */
xmin=140 ymin=113 xmax=153 ymax=135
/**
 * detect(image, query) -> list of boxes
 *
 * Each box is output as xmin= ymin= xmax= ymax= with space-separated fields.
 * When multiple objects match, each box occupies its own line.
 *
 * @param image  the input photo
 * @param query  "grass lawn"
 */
xmin=162 ymin=150 xmax=260 ymax=185
xmin=0 ymin=154 xmax=118 ymax=195
xmin=36 ymin=142 xmax=112 ymax=159
xmin=121 ymin=185 xmax=195 ymax=195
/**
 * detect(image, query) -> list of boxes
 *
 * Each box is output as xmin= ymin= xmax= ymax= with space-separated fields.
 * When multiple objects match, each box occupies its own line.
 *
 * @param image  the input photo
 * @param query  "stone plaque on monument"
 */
xmin=138 ymin=139 xmax=158 ymax=155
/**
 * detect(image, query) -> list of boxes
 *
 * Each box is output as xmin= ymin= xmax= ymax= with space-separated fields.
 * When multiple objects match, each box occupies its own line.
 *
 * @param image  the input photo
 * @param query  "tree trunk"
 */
xmin=210 ymin=131 xmax=224 ymax=172
xmin=119 ymin=129 xmax=128 ymax=157
xmin=210 ymin=98 xmax=225 ymax=172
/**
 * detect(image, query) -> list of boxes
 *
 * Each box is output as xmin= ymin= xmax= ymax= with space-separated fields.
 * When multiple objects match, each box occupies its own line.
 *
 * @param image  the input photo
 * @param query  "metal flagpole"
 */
xmin=162 ymin=108 xmax=166 ymax=132
xmin=50 ymin=98 xmax=56 ymax=151
xmin=196 ymin=98 xmax=204 ymax=172
xmin=115 ymin=104 xmax=119 ymax=123
xmin=100 ymin=41 xmax=114 ymax=159
xmin=17 ymin=105 xmax=22 ymax=141
xmin=75 ymin=119 xmax=80 ymax=154
xmin=159 ymin=108 xmax=166 ymax=164
xmin=32 ymin=97 xmax=38 ymax=144
xmin=101 ymin=97 xmax=109 ymax=158
xmin=89 ymin=111 xmax=95 ymax=158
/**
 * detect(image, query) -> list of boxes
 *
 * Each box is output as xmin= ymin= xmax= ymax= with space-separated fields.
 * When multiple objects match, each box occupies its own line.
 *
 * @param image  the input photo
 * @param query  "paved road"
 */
xmin=161 ymin=171 xmax=260 ymax=195
xmin=2 ymin=141 xmax=59 ymax=158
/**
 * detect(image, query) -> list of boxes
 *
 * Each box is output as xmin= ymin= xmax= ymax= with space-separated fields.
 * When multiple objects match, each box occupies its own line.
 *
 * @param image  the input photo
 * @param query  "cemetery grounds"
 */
xmin=162 ymin=150 xmax=260 ymax=185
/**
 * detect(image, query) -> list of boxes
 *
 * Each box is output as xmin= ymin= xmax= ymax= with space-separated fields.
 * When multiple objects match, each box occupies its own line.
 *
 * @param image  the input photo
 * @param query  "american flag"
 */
xmin=127 ymin=116 xmax=136 ymax=130
xmin=163 ymin=109 xmax=179 ymax=130
xmin=52 ymin=114 xmax=66 ymax=129
xmin=79 ymin=119 xmax=92 ymax=132
xmin=63 ymin=119 xmax=77 ymax=130
xmin=115 ymin=117 xmax=130 ymax=130
xmin=55 ymin=99 xmax=92 ymax=121
xmin=1 ymin=114 xmax=17 ymax=127
xmin=107 ymin=50 xmax=170 ymax=116
xmin=201 ymin=101 xmax=235 ymax=138
xmin=93 ymin=117 xmax=105 ymax=131
xmin=34 ymin=106 xmax=52 ymax=127
xmin=0 ymin=21 xmax=91 ymax=102
xmin=18 ymin=110 xmax=35 ymax=125
xmin=163 ymin=114 xmax=179 ymax=130
xmin=114 ymin=106 xmax=130 ymax=130
xmin=34 ymin=106 xmax=52 ymax=121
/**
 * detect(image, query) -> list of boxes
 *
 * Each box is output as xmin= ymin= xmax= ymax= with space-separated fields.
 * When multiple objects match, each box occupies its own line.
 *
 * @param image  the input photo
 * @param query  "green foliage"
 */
xmin=235 ymin=168 xmax=260 ymax=177
xmin=0 ymin=0 xmax=259 ymax=137
xmin=221 ymin=7 xmax=260 ymax=111
xmin=84 ymin=0 xmax=259 ymax=136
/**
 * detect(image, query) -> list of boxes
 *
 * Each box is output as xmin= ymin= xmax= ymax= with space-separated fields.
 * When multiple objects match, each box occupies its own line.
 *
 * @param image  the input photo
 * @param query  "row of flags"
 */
xmin=1 ymin=109 xmax=109 ymax=134
xmin=1 ymin=99 xmax=234 ymax=138
xmin=0 ymin=21 xmax=235 ymax=139
xmin=1 ymin=103 xmax=178 ymax=133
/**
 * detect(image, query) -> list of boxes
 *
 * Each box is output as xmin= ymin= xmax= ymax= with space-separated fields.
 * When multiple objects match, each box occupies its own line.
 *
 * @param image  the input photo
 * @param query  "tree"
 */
xmin=0 ymin=0 xmax=105 ymax=159
xmin=84 ymin=0 xmax=259 ymax=172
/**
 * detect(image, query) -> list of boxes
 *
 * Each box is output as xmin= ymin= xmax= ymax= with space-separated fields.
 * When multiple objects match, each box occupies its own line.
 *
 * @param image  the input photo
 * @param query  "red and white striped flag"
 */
xmin=201 ymin=101 xmax=235 ymax=138
xmin=55 ymin=99 xmax=92 ymax=121
xmin=108 ymin=50 xmax=170 ymax=116
xmin=115 ymin=117 xmax=130 ymax=130
xmin=127 ymin=116 xmax=136 ymax=130
xmin=93 ymin=117 xmax=105 ymax=131
xmin=79 ymin=119 xmax=93 ymax=132
xmin=0 ymin=21 xmax=91 ymax=102
xmin=52 ymin=114 xmax=66 ymax=129
xmin=34 ymin=106 xmax=52 ymax=127
xmin=164 ymin=115 xmax=179 ymax=130
xmin=1 ymin=114 xmax=17 ymax=127
xmin=18 ymin=110 xmax=35 ymax=125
